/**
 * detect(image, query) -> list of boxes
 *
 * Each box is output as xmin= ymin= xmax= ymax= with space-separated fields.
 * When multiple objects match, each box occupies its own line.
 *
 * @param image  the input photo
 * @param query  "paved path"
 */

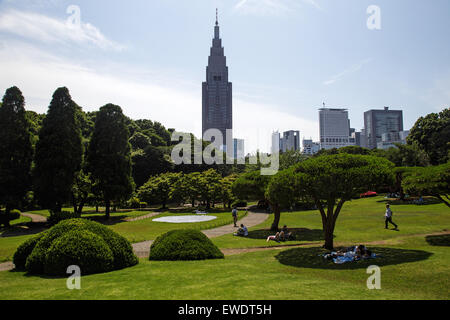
xmin=125 ymin=212 xmax=160 ymax=222
xmin=21 ymin=212 xmax=47 ymax=223
xmin=132 ymin=211 xmax=270 ymax=258
xmin=0 ymin=262 xmax=14 ymax=272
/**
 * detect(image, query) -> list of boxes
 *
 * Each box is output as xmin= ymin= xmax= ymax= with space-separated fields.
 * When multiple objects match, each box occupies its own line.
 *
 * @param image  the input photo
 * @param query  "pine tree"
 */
xmin=33 ymin=87 xmax=83 ymax=214
xmin=0 ymin=87 xmax=33 ymax=225
xmin=86 ymin=104 xmax=134 ymax=219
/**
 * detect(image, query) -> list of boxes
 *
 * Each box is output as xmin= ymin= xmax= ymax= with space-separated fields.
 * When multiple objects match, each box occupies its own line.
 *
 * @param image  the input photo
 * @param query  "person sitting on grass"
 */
xmin=234 ymin=224 xmax=248 ymax=237
xmin=279 ymin=225 xmax=293 ymax=241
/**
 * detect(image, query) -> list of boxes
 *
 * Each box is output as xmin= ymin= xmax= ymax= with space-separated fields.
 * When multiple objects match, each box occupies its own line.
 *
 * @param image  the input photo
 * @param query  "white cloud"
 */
xmin=0 ymin=41 xmax=317 ymax=154
xmin=0 ymin=9 xmax=124 ymax=51
xmin=323 ymin=58 xmax=372 ymax=85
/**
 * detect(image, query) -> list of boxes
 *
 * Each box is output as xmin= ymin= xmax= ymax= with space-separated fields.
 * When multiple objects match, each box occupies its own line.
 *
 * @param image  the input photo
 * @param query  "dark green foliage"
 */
xmin=231 ymin=200 xmax=247 ymax=208
xmin=132 ymin=145 xmax=173 ymax=187
xmin=232 ymin=170 xmax=272 ymax=202
xmin=44 ymin=230 xmax=114 ymax=276
xmin=0 ymin=209 xmax=21 ymax=227
xmin=13 ymin=232 xmax=47 ymax=270
xmin=22 ymin=219 xmax=137 ymax=275
xmin=137 ymin=172 xmax=181 ymax=208
xmin=407 ymin=108 xmax=450 ymax=165
xmin=149 ymin=229 xmax=224 ymax=261
xmin=47 ymin=211 xmax=81 ymax=226
xmin=129 ymin=132 xmax=151 ymax=151
xmin=86 ymin=104 xmax=134 ymax=218
xmin=33 ymin=87 xmax=83 ymax=213
xmin=0 ymin=87 xmax=33 ymax=220
xmin=402 ymin=162 xmax=450 ymax=208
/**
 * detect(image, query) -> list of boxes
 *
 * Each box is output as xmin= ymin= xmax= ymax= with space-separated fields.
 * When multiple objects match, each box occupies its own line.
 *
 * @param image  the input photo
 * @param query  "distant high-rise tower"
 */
xmin=364 ymin=107 xmax=403 ymax=149
xmin=202 ymin=9 xmax=233 ymax=150
xmin=319 ymin=108 xmax=353 ymax=150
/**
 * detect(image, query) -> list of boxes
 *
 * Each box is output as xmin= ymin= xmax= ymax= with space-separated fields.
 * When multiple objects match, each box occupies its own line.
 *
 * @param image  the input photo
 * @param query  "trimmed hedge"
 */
xmin=149 ymin=229 xmax=224 ymax=261
xmin=44 ymin=230 xmax=114 ymax=275
xmin=13 ymin=232 xmax=47 ymax=270
xmin=15 ymin=218 xmax=138 ymax=276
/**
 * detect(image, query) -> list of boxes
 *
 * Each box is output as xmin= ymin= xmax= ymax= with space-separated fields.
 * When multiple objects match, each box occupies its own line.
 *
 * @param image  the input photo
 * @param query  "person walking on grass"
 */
xmin=232 ymin=207 xmax=238 ymax=227
xmin=385 ymin=204 xmax=399 ymax=230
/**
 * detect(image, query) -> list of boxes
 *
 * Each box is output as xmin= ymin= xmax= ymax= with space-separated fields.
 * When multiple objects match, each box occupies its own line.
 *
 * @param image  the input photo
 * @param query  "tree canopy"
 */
xmin=293 ymin=154 xmax=394 ymax=249
xmin=407 ymin=108 xmax=450 ymax=165
xmin=402 ymin=162 xmax=450 ymax=208
xmin=0 ymin=87 xmax=33 ymax=221
xmin=33 ymin=87 xmax=83 ymax=213
xmin=86 ymin=104 xmax=134 ymax=218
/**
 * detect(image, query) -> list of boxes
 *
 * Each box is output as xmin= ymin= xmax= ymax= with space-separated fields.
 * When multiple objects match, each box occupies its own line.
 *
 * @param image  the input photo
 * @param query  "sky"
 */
xmin=0 ymin=0 xmax=449 ymax=153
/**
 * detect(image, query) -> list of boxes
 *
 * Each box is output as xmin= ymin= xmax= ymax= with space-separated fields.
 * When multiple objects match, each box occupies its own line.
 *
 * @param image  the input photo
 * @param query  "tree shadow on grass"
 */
xmin=0 ymin=222 xmax=47 ymax=238
xmin=275 ymin=246 xmax=432 ymax=270
xmin=426 ymin=234 xmax=450 ymax=247
xmin=84 ymin=215 xmax=133 ymax=226
xmin=247 ymin=228 xmax=326 ymax=242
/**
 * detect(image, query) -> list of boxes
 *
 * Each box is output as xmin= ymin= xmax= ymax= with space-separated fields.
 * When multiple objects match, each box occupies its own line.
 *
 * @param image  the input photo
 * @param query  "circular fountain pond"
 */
xmin=152 ymin=215 xmax=218 ymax=224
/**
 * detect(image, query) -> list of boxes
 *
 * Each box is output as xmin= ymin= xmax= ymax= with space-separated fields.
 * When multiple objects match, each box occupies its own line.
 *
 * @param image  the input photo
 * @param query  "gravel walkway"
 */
xmin=21 ymin=212 xmax=47 ymax=223
xmin=132 ymin=211 xmax=270 ymax=258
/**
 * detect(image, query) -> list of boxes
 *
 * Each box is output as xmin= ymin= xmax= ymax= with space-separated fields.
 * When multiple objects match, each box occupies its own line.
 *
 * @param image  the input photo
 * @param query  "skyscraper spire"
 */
xmin=216 ymin=8 xmax=218 ymax=26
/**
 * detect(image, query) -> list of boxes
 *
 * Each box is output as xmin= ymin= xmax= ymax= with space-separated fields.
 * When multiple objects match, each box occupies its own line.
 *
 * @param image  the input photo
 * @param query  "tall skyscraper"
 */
xmin=281 ymin=130 xmax=300 ymax=152
xmin=364 ymin=107 xmax=403 ymax=149
xmin=202 ymin=10 xmax=232 ymax=150
xmin=319 ymin=108 xmax=354 ymax=150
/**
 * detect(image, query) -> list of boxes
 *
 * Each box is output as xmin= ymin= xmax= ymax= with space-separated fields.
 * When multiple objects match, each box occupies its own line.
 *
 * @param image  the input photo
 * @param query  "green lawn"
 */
xmin=110 ymin=210 xmax=247 ymax=243
xmin=0 ymin=197 xmax=448 ymax=299
xmin=0 ymin=235 xmax=448 ymax=300
xmin=212 ymin=196 xmax=450 ymax=249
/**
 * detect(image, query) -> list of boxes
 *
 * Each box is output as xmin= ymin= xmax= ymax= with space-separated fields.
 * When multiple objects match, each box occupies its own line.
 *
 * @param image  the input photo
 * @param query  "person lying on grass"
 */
xmin=323 ymin=245 xmax=376 ymax=264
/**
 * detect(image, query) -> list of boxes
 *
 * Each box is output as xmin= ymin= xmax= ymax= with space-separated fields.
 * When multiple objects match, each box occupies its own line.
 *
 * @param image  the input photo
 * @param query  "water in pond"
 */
xmin=152 ymin=215 xmax=218 ymax=223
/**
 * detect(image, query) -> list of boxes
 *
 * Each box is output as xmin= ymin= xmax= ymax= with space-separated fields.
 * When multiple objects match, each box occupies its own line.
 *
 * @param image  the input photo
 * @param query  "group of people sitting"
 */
xmin=323 ymin=245 xmax=376 ymax=264
xmin=266 ymin=225 xmax=293 ymax=243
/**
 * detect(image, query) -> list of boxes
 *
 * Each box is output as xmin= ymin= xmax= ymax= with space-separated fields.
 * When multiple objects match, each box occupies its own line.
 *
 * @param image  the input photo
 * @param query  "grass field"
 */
xmin=0 ymin=196 xmax=448 ymax=300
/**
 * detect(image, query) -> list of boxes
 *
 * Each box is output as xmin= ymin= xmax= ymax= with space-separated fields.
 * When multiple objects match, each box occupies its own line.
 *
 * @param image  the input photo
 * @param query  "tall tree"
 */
xmin=293 ymin=154 xmax=394 ymax=250
xmin=33 ymin=87 xmax=82 ymax=214
xmin=86 ymin=104 xmax=134 ymax=218
xmin=265 ymin=168 xmax=299 ymax=231
xmin=0 ymin=87 xmax=33 ymax=225
xmin=407 ymin=108 xmax=450 ymax=165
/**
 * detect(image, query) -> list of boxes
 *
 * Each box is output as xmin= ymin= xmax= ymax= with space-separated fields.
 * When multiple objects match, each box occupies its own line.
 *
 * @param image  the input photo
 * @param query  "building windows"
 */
xmin=213 ymin=75 xmax=222 ymax=81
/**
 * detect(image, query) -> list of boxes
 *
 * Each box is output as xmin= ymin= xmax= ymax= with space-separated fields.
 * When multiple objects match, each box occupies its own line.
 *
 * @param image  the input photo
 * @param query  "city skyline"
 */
xmin=0 ymin=0 xmax=449 ymax=153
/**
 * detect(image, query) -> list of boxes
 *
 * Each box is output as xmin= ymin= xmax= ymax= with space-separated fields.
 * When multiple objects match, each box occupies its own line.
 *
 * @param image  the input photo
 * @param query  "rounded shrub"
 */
xmin=149 ymin=229 xmax=224 ymax=261
xmin=13 ymin=232 xmax=47 ymax=270
xmin=44 ymin=230 xmax=114 ymax=276
xmin=19 ymin=218 xmax=137 ymax=275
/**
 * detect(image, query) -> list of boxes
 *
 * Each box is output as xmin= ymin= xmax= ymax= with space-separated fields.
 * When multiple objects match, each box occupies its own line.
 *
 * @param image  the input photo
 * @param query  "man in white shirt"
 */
xmin=385 ymin=204 xmax=399 ymax=230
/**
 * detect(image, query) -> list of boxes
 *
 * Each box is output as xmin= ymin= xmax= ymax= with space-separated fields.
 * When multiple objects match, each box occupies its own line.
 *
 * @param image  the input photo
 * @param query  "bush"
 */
xmin=232 ymin=200 xmax=247 ymax=208
xmin=47 ymin=211 xmax=81 ymax=226
xmin=13 ymin=232 xmax=47 ymax=270
xmin=44 ymin=230 xmax=114 ymax=276
xmin=149 ymin=229 xmax=224 ymax=261
xmin=20 ymin=218 xmax=137 ymax=275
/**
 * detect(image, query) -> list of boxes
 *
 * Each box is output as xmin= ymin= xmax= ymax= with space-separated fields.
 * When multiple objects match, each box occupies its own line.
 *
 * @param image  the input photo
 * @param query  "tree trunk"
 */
xmin=96 ymin=204 xmax=99 ymax=213
xmin=105 ymin=199 xmax=110 ymax=219
xmin=270 ymin=203 xmax=281 ymax=231
xmin=4 ymin=205 xmax=11 ymax=228
xmin=436 ymin=195 xmax=450 ymax=208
